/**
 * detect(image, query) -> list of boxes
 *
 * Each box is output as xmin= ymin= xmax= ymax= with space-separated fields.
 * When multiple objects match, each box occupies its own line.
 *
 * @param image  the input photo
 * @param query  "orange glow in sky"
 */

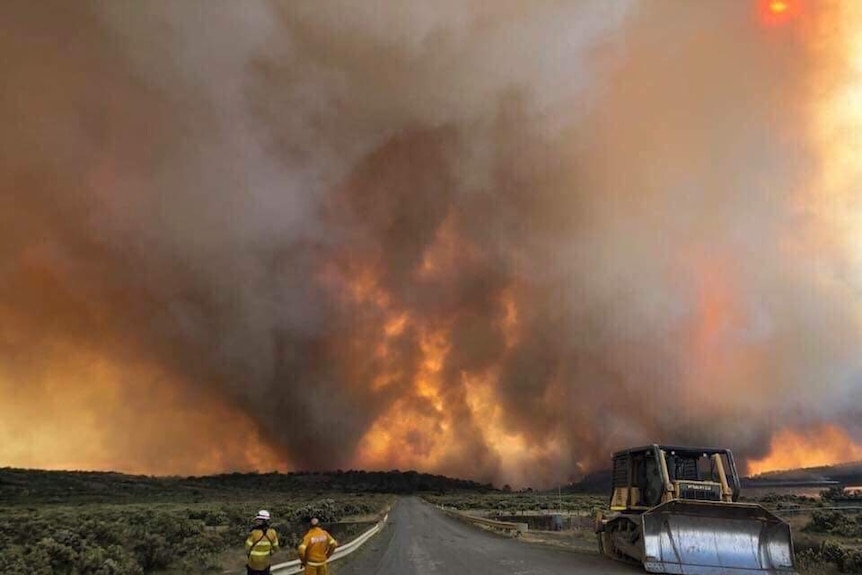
xmin=769 ymin=1 xmax=789 ymax=14
xmin=758 ymin=0 xmax=797 ymax=26
xmin=747 ymin=425 xmax=862 ymax=475
xmin=7 ymin=1 xmax=862 ymax=487
xmin=0 ymin=345 xmax=288 ymax=475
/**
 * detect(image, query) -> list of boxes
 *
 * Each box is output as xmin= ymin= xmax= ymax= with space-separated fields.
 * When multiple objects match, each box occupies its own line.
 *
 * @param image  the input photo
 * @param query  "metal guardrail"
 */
xmin=436 ymin=506 xmax=527 ymax=536
xmin=464 ymin=514 xmax=528 ymax=535
xmin=271 ymin=512 xmax=389 ymax=574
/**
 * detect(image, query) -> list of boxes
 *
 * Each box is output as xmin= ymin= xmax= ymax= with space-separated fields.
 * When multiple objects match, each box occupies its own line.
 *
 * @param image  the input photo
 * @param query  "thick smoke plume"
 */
xmin=1 ymin=1 xmax=861 ymax=485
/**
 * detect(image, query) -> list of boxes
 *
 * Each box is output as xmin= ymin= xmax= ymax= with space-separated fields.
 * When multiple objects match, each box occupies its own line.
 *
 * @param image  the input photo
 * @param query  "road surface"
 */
xmin=332 ymin=497 xmax=641 ymax=575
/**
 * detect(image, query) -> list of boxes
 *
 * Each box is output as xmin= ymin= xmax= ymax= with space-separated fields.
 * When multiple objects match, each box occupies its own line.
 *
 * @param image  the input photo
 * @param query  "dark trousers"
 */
xmin=247 ymin=567 xmax=271 ymax=575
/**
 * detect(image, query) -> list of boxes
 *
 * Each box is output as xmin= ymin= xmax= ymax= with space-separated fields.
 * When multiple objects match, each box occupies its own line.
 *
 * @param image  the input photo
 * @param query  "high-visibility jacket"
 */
xmin=297 ymin=526 xmax=337 ymax=566
xmin=245 ymin=526 xmax=279 ymax=571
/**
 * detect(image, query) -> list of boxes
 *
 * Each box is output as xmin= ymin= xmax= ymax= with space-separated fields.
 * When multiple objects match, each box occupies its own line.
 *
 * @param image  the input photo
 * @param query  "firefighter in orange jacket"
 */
xmin=245 ymin=510 xmax=279 ymax=575
xmin=297 ymin=517 xmax=338 ymax=575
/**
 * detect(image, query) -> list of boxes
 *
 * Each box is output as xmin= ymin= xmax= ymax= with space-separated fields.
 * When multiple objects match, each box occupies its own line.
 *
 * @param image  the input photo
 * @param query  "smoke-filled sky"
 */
xmin=2 ymin=0 xmax=862 ymax=487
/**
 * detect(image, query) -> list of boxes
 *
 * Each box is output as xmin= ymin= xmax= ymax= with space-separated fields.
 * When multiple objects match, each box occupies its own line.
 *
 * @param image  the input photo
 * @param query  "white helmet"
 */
xmin=256 ymin=510 xmax=271 ymax=521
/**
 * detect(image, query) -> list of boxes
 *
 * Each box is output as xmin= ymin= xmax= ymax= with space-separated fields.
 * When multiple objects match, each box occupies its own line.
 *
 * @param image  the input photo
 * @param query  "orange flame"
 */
xmin=0 ymin=345 xmax=288 ymax=475
xmin=343 ymin=210 xmax=540 ymax=482
xmin=747 ymin=424 xmax=862 ymax=475
xmin=353 ymin=325 xmax=452 ymax=471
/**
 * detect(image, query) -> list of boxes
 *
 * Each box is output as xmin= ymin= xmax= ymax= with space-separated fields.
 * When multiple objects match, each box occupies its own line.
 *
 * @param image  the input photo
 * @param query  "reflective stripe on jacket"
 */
xmin=297 ymin=527 xmax=337 ymax=564
xmin=246 ymin=527 xmax=279 ymax=570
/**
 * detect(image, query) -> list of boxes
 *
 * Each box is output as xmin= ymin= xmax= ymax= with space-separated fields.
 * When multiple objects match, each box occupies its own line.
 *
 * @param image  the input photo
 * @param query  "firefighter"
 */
xmin=245 ymin=510 xmax=279 ymax=575
xmin=297 ymin=517 xmax=338 ymax=575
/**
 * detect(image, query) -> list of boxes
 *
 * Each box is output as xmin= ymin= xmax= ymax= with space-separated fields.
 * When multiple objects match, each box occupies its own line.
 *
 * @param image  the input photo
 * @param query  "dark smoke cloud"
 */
xmin=2 ymin=0 xmax=861 ymax=485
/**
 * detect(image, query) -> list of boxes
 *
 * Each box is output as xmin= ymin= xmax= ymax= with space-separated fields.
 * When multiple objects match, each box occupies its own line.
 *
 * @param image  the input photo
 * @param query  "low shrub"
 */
xmin=0 ymin=494 xmax=389 ymax=573
xmin=804 ymin=510 xmax=862 ymax=538
xmin=796 ymin=539 xmax=862 ymax=574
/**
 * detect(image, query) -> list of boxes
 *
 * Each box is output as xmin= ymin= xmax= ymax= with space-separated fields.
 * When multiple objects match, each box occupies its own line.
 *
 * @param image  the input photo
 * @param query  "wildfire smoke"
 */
xmin=1 ymin=1 xmax=861 ymax=486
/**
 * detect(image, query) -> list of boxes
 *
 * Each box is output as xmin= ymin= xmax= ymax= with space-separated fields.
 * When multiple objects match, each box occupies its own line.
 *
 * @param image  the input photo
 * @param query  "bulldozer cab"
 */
xmin=609 ymin=445 xmax=740 ymax=511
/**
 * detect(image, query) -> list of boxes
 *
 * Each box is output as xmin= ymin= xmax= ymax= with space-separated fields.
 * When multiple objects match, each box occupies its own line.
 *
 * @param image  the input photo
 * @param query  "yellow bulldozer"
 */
xmin=595 ymin=445 xmax=796 ymax=574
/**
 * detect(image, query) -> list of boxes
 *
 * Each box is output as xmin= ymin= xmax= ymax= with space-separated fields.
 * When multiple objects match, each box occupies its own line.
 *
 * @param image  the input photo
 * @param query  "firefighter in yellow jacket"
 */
xmin=245 ymin=510 xmax=279 ymax=575
xmin=297 ymin=517 xmax=338 ymax=575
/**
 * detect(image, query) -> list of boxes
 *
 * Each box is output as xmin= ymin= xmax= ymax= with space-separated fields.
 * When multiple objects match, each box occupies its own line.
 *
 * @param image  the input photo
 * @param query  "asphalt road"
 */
xmin=331 ymin=497 xmax=641 ymax=575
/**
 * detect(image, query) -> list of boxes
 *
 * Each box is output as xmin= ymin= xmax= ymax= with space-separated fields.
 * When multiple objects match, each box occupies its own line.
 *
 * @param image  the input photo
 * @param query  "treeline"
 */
xmin=190 ymin=469 xmax=494 ymax=494
xmin=747 ymin=460 xmax=862 ymax=484
xmin=0 ymin=467 xmax=493 ymax=505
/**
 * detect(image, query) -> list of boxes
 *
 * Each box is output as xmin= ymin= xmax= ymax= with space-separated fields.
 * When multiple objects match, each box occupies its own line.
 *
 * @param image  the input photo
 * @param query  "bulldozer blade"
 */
xmin=640 ymin=500 xmax=796 ymax=575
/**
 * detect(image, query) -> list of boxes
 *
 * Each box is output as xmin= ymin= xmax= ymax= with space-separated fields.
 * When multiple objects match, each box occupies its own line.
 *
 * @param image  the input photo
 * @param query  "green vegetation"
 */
xmin=804 ymin=509 xmax=862 ymax=539
xmin=820 ymin=485 xmax=862 ymax=503
xmin=795 ymin=539 xmax=862 ymax=575
xmin=747 ymin=491 xmax=862 ymax=575
xmin=0 ymin=496 xmax=387 ymax=574
xmin=0 ymin=467 xmax=491 ymax=506
xmin=1 ymin=467 xmax=454 ymax=574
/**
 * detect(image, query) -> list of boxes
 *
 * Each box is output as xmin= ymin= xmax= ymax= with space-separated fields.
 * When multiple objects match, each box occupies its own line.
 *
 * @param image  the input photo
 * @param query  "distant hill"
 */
xmin=744 ymin=460 xmax=862 ymax=486
xmin=0 ymin=467 xmax=494 ymax=505
xmin=565 ymin=469 xmax=611 ymax=494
